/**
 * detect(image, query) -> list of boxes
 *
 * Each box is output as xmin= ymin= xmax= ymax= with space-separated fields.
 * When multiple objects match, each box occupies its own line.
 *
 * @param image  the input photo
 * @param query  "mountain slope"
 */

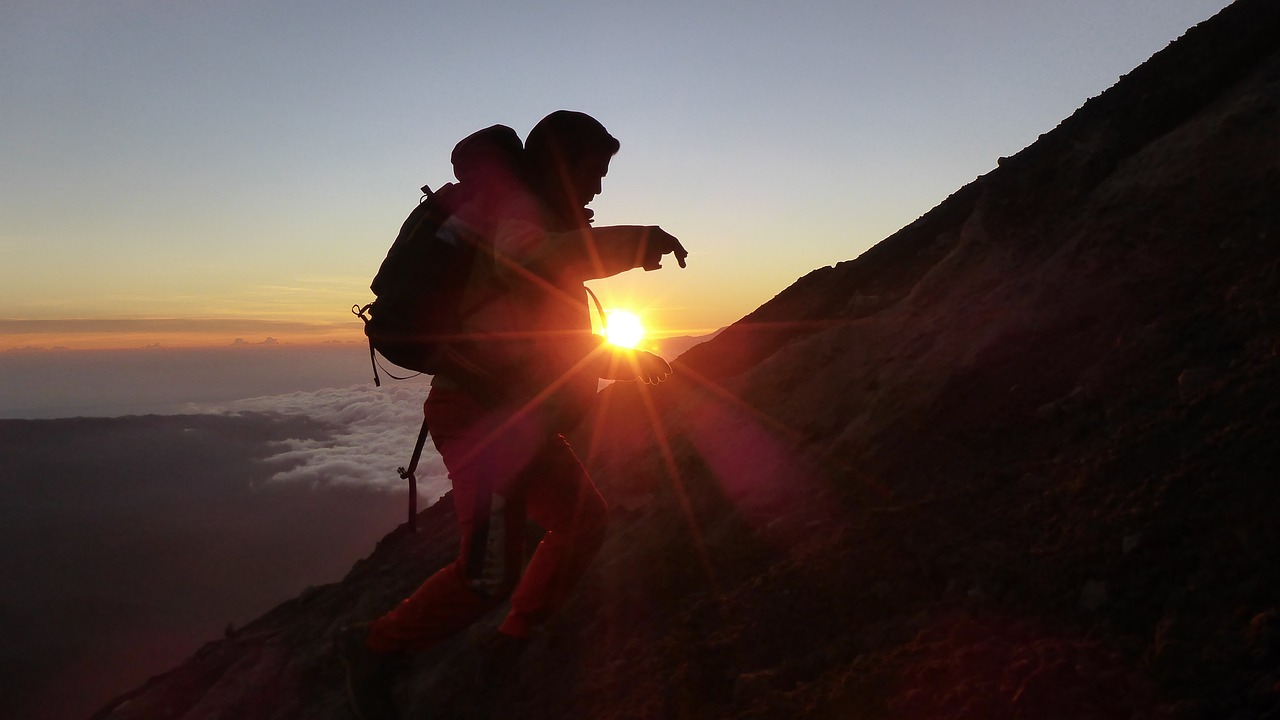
xmin=96 ymin=1 xmax=1280 ymax=718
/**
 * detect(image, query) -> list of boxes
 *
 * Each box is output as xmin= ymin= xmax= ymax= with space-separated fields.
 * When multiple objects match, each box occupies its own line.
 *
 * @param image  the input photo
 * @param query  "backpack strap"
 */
xmin=584 ymin=285 xmax=607 ymax=334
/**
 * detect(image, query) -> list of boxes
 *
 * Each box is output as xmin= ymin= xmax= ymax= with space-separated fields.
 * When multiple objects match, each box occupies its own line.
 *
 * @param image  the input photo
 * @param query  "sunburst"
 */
xmin=603 ymin=309 xmax=646 ymax=349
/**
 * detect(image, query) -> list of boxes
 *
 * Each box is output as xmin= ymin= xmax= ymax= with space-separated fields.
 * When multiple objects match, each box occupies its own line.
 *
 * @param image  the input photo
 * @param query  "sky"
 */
xmin=1 ymin=0 xmax=1235 ymax=352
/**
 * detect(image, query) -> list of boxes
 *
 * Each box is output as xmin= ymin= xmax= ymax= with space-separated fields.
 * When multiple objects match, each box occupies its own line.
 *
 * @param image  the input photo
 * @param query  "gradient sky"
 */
xmin=2 ymin=0 xmax=1233 ymax=350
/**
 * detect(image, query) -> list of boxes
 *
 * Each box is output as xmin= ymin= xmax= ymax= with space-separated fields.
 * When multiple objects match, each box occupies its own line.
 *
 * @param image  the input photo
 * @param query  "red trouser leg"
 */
xmin=366 ymin=388 xmax=527 ymax=653
xmin=366 ymin=564 xmax=498 ymax=653
xmin=366 ymin=387 xmax=607 ymax=651
xmin=499 ymin=434 xmax=608 ymax=638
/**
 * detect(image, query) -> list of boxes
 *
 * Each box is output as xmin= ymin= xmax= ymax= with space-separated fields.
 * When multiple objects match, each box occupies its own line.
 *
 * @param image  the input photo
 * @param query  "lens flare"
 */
xmin=604 ymin=309 xmax=645 ymax=349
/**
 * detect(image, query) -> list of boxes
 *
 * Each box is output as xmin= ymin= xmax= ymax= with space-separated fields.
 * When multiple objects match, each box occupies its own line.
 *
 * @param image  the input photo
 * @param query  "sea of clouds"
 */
xmin=0 ymin=344 xmax=455 ymax=502
xmin=198 ymin=381 xmax=452 ymax=502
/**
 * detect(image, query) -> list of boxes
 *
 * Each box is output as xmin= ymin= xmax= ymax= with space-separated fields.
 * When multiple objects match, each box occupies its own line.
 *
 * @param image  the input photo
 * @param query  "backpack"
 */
xmin=353 ymin=125 xmax=523 ymax=386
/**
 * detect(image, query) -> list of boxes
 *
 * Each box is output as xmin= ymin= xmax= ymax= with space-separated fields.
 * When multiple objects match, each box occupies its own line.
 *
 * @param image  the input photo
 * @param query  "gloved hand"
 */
xmin=630 ymin=350 xmax=672 ymax=384
xmin=641 ymin=228 xmax=689 ymax=271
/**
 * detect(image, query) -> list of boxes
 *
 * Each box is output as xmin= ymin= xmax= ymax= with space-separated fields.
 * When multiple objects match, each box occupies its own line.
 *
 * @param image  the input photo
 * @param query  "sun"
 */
xmin=603 ymin=309 xmax=646 ymax=349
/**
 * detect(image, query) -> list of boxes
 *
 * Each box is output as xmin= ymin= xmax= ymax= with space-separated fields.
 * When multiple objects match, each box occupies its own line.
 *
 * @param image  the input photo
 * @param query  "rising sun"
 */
xmin=603 ymin=309 xmax=646 ymax=349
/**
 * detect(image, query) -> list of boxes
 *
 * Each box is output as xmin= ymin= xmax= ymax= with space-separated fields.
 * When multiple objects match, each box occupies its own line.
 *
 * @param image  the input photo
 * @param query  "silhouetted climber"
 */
xmin=339 ymin=111 xmax=687 ymax=720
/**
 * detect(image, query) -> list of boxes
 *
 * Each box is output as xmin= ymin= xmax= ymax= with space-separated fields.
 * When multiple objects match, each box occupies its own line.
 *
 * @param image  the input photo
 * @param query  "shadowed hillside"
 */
xmin=94 ymin=1 xmax=1280 ymax=718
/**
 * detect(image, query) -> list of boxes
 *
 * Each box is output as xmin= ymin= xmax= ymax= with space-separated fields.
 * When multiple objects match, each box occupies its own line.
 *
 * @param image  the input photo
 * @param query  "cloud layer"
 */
xmin=201 ymin=382 xmax=451 ymax=501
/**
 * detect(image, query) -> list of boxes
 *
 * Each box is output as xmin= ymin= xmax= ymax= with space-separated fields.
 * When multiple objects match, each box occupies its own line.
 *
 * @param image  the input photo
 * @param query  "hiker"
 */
xmin=341 ymin=111 xmax=687 ymax=719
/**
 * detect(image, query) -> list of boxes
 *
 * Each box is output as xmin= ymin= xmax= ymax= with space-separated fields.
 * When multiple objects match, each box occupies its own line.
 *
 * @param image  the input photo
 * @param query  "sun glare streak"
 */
xmin=603 ymin=309 xmax=645 ymax=349
xmin=631 ymin=376 xmax=725 ymax=596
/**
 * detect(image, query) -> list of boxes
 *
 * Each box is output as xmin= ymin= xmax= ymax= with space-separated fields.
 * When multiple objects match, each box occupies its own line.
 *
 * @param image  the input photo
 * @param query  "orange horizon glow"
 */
xmin=0 ymin=318 xmax=365 ymax=352
xmin=2 ymin=315 xmax=722 ymax=353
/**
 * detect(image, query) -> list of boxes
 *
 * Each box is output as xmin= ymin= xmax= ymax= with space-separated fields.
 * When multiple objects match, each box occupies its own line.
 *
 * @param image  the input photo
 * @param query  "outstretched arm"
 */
xmin=586 ymin=225 xmax=689 ymax=278
xmin=496 ymin=220 xmax=688 ymax=282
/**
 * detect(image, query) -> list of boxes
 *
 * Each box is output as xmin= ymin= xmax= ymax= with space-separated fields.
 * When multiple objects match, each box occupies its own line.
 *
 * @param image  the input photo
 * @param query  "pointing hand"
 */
xmin=643 ymin=228 xmax=689 ymax=271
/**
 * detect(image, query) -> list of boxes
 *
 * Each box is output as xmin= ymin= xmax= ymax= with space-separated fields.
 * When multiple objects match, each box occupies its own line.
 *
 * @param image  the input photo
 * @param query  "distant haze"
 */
xmin=2 ymin=343 xmax=385 ymax=419
xmin=0 ymin=334 xmax=718 ymax=420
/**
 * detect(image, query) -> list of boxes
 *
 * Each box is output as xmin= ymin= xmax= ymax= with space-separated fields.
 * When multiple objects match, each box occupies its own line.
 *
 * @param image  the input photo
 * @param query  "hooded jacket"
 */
xmin=439 ymin=185 xmax=656 ymax=431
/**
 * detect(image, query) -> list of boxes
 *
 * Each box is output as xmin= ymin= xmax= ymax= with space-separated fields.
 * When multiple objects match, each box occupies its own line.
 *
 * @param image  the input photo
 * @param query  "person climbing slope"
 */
xmin=340 ymin=110 xmax=688 ymax=720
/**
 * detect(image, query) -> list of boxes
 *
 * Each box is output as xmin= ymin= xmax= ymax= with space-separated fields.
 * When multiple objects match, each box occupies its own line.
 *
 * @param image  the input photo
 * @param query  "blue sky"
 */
xmin=1 ymin=0 xmax=1233 ymax=349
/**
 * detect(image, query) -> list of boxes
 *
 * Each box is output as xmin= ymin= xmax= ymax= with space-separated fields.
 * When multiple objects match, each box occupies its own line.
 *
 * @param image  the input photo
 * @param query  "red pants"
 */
xmin=367 ymin=386 xmax=608 ymax=652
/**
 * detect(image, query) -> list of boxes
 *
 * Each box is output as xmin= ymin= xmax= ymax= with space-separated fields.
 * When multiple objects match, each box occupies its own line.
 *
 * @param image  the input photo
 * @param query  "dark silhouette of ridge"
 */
xmin=93 ymin=1 xmax=1280 ymax=718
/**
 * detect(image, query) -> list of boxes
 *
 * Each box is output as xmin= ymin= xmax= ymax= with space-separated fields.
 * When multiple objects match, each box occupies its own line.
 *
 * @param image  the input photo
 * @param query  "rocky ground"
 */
xmin=94 ymin=1 xmax=1280 ymax=718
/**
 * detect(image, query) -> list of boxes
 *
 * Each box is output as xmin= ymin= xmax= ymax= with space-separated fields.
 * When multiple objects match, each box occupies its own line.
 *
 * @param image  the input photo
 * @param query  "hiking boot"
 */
xmin=335 ymin=623 xmax=400 ymax=720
